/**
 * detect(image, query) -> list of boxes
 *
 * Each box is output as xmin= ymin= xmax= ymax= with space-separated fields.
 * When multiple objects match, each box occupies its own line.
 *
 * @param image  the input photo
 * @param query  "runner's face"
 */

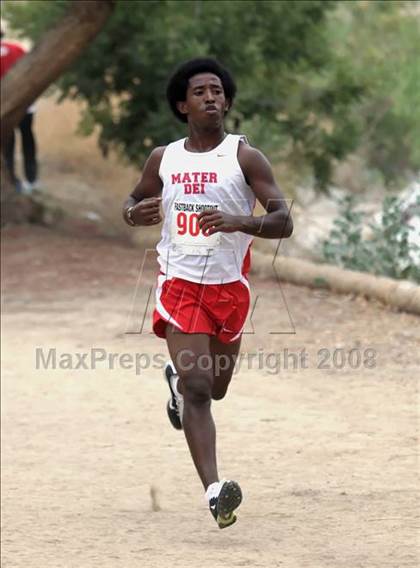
xmin=177 ymin=73 xmax=229 ymax=125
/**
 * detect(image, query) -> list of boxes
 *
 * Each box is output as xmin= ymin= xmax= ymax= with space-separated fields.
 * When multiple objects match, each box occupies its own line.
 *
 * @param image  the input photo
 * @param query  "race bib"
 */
xmin=170 ymin=201 xmax=221 ymax=255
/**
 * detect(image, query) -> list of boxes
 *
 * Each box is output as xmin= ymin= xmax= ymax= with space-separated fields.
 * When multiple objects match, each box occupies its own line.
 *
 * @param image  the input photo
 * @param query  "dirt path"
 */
xmin=1 ymin=226 xmax=419 ymax=568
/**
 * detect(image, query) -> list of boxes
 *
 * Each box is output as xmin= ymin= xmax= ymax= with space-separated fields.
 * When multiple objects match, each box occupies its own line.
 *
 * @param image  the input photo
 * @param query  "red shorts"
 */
xmin=153 ymin=274 xmax=250 ymax=344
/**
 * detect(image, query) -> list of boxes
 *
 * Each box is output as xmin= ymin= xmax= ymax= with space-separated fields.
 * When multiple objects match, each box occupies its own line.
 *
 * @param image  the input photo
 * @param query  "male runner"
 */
xmin=123 ymin=58 xmax=293 ymax=529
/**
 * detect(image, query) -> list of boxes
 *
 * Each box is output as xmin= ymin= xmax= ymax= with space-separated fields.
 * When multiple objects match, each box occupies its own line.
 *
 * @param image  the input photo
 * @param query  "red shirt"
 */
xmin=0 ymin=40 xmax=26 ymax=78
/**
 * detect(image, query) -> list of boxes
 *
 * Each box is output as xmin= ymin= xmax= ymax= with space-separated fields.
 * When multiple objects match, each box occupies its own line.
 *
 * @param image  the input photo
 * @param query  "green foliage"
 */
xmin=3 ymin=0 xmax=419 ymax=187
xmin=326 ymin=1 xmax=420 ymax=186
xmin=3 ymin=0 xmax=68 ymax=40
xmin=4 ymin=0 xmax=363 ymax=185
xmin=322 ymin=195 xmax=420 ymax=282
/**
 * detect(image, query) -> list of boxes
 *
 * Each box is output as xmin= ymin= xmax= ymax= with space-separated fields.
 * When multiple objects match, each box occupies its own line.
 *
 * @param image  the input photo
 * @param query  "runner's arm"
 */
xmin=236 ymin=144 xmax=293 ymax=238
xmin=198 ymin=144 xmax=293 ymax=239
xmin=122 ymin=146 xmax=165 ymax=227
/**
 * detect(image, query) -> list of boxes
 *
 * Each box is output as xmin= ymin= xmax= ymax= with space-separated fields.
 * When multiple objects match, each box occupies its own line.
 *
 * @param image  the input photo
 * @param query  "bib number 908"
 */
xmin=177 ymin=212 xmax=211 ymax=237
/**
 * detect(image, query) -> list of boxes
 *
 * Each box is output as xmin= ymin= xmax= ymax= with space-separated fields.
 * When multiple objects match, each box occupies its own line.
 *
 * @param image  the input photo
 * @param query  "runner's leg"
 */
xmin=19 ymin=113 xmax=37 ymax=184
xmin=165 ymin=324 xmax=218 ymax=489
xmin=210 ymin=336 xmax=241 ymax=400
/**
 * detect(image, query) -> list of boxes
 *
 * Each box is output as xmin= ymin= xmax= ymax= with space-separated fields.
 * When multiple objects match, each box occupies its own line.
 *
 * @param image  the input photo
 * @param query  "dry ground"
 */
xmin=1 ymin=225 xmax=419 ymax=568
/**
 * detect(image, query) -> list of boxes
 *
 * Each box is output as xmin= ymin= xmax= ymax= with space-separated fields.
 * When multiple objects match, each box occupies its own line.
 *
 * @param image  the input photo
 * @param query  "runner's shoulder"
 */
xmin=238 ymin=140 xmax=271 ymax=173
xmin=149 ymin=145 xmax=167 ymax=163
xmin=143 ymin=146 xmax=167 ymax=174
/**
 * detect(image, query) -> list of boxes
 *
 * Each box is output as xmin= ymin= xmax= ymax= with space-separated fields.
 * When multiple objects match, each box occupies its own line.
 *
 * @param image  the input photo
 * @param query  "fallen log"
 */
xmin=251 ymin=250 xmax=420 ymax=316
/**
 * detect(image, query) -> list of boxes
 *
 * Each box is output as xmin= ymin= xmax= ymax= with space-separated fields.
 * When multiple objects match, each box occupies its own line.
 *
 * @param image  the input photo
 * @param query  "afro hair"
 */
xmin=166 ymin=57 xmax=236 ymax=123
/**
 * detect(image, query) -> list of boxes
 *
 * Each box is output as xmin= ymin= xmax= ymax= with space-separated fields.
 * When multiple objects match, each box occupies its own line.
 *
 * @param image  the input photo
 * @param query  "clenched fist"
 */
xmin=128 ymin=197 xmax=162 ymax=226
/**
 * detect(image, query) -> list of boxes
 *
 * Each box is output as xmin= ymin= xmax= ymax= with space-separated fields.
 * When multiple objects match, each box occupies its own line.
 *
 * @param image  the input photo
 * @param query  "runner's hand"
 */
xmin=131 ymin=197 xmax=162 ymax=226
xmin=198 ymin=210 xmax=241 ymax=235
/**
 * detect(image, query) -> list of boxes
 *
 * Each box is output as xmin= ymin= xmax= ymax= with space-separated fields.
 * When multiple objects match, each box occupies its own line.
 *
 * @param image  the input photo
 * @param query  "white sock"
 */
xmin=205 ymin=480 xmax=223 ymax=503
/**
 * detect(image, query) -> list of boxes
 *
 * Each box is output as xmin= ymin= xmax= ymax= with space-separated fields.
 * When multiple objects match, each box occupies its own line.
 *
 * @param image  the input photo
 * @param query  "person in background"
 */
xmin=1 ymin=29 xmax=38 ymax=193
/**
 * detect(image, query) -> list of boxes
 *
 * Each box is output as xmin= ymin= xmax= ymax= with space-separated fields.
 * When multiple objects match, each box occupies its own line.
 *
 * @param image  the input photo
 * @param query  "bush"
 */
xmin=322 ymin=194 xmax=420 ymax=282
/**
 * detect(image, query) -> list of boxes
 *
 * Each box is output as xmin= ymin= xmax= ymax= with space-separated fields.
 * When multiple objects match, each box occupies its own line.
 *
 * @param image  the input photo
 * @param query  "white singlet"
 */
xmin=156 ymin=134 xmax=256 ymax=284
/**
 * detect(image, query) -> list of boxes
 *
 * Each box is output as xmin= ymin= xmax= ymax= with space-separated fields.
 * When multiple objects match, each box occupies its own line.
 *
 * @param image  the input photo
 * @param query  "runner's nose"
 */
xmin=204 ymin=89 xmax=215 ymax=103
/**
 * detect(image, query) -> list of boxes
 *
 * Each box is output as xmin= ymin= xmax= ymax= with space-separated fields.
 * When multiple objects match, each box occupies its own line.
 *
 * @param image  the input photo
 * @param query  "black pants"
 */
xmin=4 ymin=112 xmax=38 ymax=185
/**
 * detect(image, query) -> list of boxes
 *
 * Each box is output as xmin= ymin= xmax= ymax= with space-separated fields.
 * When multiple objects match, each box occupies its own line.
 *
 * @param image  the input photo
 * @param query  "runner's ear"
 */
xmin=177 ymin=101 xmax=188 ymax=117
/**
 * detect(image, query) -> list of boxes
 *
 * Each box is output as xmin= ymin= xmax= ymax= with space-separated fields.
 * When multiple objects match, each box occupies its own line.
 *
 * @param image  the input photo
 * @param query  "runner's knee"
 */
xmin=181 ymin=370 xmax=213 ymax=404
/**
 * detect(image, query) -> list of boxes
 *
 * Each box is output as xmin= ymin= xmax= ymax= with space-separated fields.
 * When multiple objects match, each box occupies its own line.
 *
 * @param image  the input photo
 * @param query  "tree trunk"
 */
xmin=1 ymin=0 xmax=115 ymax=225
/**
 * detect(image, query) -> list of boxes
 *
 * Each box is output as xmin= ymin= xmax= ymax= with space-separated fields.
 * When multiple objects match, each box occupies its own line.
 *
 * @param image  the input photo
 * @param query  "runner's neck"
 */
xmin=185 ymin=127 xmax=226 ymax=154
